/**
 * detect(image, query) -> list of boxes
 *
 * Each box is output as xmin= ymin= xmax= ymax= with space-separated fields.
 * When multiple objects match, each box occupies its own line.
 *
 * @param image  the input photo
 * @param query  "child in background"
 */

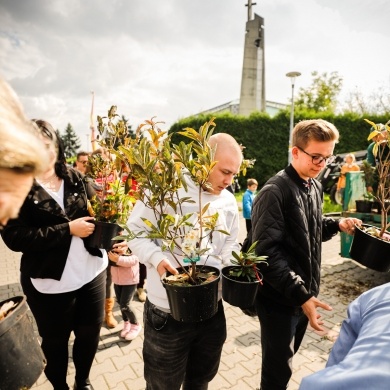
xmin=108 ymin=248 xmax=142 ymax=341
xmin=242 ymin=178 xmax=258 ymax=233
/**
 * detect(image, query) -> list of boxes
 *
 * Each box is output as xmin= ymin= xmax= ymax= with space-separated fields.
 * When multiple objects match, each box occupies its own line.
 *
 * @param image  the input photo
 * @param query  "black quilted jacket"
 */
xmin=1 ymin=168 xmax=102 ymax=280
xmin=252 ymin=165 xmax=340 ymax=307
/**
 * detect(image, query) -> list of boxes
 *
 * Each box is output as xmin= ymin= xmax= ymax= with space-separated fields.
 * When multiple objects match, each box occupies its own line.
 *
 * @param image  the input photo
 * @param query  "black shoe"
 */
xmin=73 ymin=379 xmax=94 ymax=390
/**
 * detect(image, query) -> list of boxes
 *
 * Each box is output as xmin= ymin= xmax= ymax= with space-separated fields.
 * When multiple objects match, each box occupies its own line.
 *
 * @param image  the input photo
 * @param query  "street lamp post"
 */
xmin=286 ymin=71 xmax=301 ymax=164
xmin=86 ymin=134 xmax=90 ymax=152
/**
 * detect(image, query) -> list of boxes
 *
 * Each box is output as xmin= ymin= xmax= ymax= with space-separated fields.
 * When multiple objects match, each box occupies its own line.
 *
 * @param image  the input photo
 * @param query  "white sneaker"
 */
xmin=120 ymin=321 xmax=131 ymax=338
xmin=125 ymin=324 xmax=142 ymax=341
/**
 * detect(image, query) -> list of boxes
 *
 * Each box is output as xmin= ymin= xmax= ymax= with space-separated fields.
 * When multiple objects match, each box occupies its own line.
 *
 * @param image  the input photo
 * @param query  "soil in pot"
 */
xmin=349 ymin=224 xmax=390 ymax=272
xmin=162 ymin=265 xmax=220 ymax=323
xmin=0 ymin=295 xmax=46 ymax=389
xmin=84 ymin=221 xmax=122 ymax=250
xmin=221 ymin=266 xmax=263 ymax=308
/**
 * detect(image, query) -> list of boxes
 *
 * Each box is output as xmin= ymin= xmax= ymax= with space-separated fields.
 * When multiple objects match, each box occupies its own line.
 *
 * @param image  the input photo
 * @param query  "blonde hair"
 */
xmin=345 ymin=153 xmax=356 ymax=162
xmin=247 ymin=178 xmax=258 ymax=186
xmin=293 ymin=119 xmax=339 ymax=148
xmin=0 ymin=78 xmax=47 ymax=174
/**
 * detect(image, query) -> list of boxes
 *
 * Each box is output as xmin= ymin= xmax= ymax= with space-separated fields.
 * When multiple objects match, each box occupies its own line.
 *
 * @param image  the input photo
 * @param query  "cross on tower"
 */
xmin=245 ymin=0 xmax=257 ymax=21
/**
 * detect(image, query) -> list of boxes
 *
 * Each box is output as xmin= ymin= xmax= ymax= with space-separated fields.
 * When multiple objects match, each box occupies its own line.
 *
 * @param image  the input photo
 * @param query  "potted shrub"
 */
xmin=221 ymin=241 xmax=268 ymax=308
xmin=84 ymin=107 xmax=135 ymax=249
xmin=350 ymin=119 xmax=390 ymax=272
xmin=355 ymin=192 xmax=374 ymax=213
xmin=110 ymin=111 xmax=256 ymax=322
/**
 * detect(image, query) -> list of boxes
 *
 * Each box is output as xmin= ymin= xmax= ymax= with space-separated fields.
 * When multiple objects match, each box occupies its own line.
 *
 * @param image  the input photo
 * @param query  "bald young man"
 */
xmin=127 ymin=133 xmax=242 ymax=390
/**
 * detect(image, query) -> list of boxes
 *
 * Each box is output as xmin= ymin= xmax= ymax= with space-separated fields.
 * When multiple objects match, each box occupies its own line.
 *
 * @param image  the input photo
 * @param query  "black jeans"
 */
xmin=143 ymin=299 xmax=227 ymax=390
xmin=114 ymin=283 xmax=138 ymax=324
xmin=21 ymin=270 xmax=106 ymax=390
xmin=256 ymin=294 xmax=308 ymax=390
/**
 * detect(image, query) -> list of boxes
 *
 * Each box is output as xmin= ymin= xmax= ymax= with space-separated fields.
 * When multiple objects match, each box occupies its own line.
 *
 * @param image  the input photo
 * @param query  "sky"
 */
xmin=1 ymin=0 xmax=389 ymax=150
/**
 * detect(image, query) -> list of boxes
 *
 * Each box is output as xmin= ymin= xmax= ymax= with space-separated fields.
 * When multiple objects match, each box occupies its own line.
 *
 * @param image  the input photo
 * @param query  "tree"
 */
xmin=121 ymin=115 xmax=135 ymax=138
xmin=343 ymin=87 xmax=390 ymax=115
xmin=295 ymin=71 xmax=343 ymax=113
xmin=61 ymin=123 xmax=81 ymax=159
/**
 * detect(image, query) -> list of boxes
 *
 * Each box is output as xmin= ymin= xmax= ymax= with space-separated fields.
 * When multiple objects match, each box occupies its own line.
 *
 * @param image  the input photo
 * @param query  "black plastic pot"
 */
xmin=0 ymin=295 xmax=46 ymax=390
xmin=221 ymin=266 xmax=262 ymax=308
xmin=162 ymin=265 xmax=220 ymax=323
xmin=84 ymin=221 xmax=122 ymax=250
xmin=349 ymin=224 xmax=390 ymax=272
xmin=355 ymin=200 xmax=373 ymax=213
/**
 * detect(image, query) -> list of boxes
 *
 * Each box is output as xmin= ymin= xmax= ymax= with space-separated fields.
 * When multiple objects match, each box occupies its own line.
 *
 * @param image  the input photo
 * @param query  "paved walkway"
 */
xmin=1 ymin=216 xmax=390 ymax=390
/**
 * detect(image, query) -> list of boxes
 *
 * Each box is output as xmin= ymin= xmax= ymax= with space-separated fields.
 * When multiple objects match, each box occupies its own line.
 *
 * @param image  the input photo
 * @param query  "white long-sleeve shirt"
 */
xmin=126 ymin=176 xmax=240 ymax=310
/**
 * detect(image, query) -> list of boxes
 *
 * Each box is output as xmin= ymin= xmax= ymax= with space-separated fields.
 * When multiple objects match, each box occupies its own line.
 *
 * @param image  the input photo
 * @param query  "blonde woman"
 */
xmin=337 ymin=153 xmax=360 ymax=206
xmin=0 ymin=77 xmax=47 ymax=227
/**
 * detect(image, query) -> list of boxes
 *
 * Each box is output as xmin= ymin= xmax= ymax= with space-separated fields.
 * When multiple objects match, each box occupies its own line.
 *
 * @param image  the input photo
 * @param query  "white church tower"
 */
xmin=239 ymin=1 xmax=266 ymax=115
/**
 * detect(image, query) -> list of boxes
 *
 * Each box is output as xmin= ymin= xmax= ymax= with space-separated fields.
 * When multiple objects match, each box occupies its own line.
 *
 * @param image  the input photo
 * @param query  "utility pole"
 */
xmin=90 ymin=91 xmax=96 ymax=151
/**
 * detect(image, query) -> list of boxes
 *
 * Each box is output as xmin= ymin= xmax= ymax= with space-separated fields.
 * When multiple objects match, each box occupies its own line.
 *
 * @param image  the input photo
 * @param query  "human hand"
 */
xmin=301 ymin=296 xmax=332 ymax=332
xmin=339 ymin=217 xmax=362 ymax=235
xmin=111 ymin=240 xmax=128 ymax=255
xmin=108 ymin=251 xmax=120 ymax=263
xmin=157 ymin=259 xmax=179 ymax=277
xmin=69 ymin=217 xmax=95 ymax=237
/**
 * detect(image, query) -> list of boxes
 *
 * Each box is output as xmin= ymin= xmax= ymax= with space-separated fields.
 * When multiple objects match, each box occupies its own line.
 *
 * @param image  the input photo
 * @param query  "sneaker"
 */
xmin=120 ymin=321 xmax=131 ymax=338
xmin=125 ymin=324 xmax=142 ymax=341
xmin=137 ymin=288 xmax=147 ymax=302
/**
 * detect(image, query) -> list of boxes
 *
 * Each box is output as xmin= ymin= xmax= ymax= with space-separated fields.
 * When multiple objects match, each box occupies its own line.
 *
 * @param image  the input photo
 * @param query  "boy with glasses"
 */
xmin=251 ymin=119 xmax=361 ymax=390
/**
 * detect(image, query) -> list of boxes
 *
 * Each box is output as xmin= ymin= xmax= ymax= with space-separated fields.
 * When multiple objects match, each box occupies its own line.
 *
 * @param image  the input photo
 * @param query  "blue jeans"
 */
xmin=143 ymin=299 xmax=227 ymax=390
xmin=256 ymin=294 xmax=308 ymax=390
xmin=114 ymin=283 xmax=138 ymax=324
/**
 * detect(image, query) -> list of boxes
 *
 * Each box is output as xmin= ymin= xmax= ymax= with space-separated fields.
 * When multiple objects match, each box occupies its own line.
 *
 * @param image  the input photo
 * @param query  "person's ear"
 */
xmin=291 ymin=146 xmax=299 ymax=160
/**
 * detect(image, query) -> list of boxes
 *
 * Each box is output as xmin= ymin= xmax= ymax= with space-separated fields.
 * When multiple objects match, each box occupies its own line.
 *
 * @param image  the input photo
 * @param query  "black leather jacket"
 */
xmin=2 ymin=168 xmax=101 ymax=280
xmin=252 ymin=165 xmax=339 ymax=307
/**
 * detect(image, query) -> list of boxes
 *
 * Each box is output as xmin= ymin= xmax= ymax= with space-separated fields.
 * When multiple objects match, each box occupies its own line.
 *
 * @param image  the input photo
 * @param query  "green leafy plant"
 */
xmin=363 ymin=118 xmax=390 ymax=238
xmin=229 ymin=241 xmax=268 ymax=282
xmin=118 ymin=117 xmax=224 ymax=284
xmin=86 ymin=107 xmax=135 ymax=224
xmin=93 ymin=108 xmax=256 ymax=286
xmin=360 ymin=160 xmax=376 ymax=189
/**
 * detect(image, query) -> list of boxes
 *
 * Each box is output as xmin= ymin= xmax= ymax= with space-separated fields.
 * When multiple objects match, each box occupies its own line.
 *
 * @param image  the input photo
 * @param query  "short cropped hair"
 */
xmin=247 ymin=178 xmax=258 ymax=186
xmin=292 ymin=119 xmax=339 ymax=149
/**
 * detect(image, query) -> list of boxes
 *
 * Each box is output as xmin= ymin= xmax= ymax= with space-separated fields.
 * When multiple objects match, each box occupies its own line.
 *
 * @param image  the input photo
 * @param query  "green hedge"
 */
xmin=169 ymin=111 xmax=389 ymax=187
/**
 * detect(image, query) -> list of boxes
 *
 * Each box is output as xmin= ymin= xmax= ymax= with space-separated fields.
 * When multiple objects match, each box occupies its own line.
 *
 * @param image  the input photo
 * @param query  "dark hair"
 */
xmin=31 ymin=119 xmax=68 ymax=179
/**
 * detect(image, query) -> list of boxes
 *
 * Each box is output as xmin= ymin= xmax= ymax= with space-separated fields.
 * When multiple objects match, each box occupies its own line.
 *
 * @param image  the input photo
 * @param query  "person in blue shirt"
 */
xmin=242 ymin=178 xmax=258 ymax=232
xmin=299 ymin=282 xmax=390 ymax=390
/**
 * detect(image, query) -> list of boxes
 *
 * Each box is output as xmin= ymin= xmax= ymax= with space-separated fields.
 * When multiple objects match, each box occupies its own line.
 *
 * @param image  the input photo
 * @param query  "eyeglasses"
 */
xmin=77 ymin=160 xmax=88 ymax=165
xmin=296 ymin=146 xmax=335 ymax=165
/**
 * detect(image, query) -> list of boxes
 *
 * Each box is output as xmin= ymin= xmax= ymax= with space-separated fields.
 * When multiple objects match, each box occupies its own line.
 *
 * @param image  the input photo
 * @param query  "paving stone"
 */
xmin=0 ymin=225 xmax=387 ymax=389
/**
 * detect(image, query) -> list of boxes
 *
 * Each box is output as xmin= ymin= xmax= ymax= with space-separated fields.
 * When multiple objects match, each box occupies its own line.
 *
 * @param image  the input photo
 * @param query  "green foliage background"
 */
xmin=169 ymin=110 xmax=389 ymax=187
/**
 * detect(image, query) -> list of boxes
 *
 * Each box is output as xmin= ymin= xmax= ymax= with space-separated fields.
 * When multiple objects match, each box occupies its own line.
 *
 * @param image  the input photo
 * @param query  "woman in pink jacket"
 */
xmin=108 ymin=250 xmax=142 ymax=340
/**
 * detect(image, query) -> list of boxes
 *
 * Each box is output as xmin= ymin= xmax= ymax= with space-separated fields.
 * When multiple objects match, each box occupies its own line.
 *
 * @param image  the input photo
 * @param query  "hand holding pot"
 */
xmin=338 ymin=217 xmax=362 ymax=235
xmin=69 ymin=216 xmax=95 ymax=237
xmin=157 ymin=259 xmax=178 ymax=277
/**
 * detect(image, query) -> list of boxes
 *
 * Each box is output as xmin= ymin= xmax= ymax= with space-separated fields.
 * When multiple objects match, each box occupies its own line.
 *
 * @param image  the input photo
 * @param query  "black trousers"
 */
xmin=21 ymin=270 xmax=106 ymax=390
xmin=255 ymin=294 xmax=308 ymax=390
xmin=143 ymin=299 xmax=226 ymax=390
